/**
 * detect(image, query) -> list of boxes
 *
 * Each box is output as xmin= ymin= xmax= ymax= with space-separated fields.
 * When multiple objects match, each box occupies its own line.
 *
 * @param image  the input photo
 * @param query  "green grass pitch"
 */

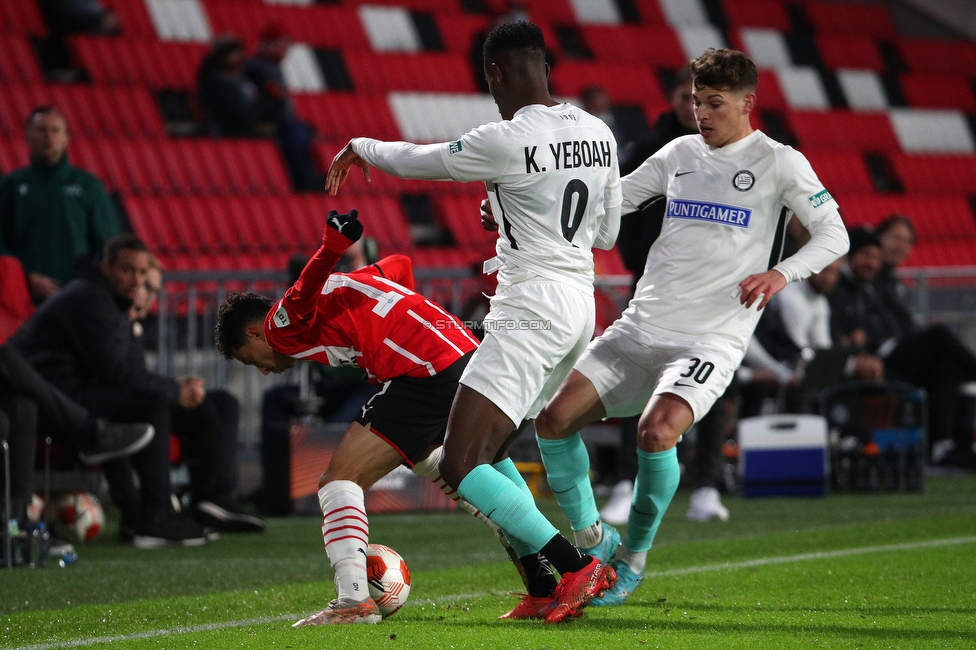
xmin=3 ymin=475 xmax=975 ymax=649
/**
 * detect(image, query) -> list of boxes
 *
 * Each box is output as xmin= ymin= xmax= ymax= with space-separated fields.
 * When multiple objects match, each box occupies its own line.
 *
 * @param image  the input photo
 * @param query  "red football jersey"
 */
xmin=265 ymin=229 xmax=478 ymax=383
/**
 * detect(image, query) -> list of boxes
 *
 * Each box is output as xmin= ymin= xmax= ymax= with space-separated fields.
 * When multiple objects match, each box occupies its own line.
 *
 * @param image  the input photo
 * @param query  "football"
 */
xmin=49 ymin=492 xmax=105 ymax=543
xmin=364 ymin=543 xmax=411 ymax=617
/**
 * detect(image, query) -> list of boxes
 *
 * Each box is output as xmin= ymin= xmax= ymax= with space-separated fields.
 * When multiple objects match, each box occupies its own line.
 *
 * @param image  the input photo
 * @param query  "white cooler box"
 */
xmin=738 ymin=414 xmax=829 ymax=497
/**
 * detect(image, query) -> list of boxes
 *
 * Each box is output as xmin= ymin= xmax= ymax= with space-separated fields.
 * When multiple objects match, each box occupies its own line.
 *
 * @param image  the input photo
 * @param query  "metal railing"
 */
xmin=149 ymin=265 xmax=976 ymax=448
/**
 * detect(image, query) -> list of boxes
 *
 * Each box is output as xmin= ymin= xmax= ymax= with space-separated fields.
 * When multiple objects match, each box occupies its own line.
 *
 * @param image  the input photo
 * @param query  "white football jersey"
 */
xmin=441 ymin=102 xmax=622 ymax=292
xmin=619 ymin=129 xmax=847 ymax=352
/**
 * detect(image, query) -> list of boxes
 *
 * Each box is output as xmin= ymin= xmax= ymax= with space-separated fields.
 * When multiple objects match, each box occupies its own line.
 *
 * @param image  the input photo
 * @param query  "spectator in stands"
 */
xmin=0 ymin=106 xmax=120 ymax=304
xmin=244 ymin=25 xmax=322 ymax=192
xmin=9 ymin=234 xmax=264 ymax=547
xmin=597 ymin=65 xmax=711 ymax=526
xmin=40 ymin=0 xmax=119 ymax=36
xmin=580 ymin=86 xmax=627 ymax=150
xmin=197 ymin=35 xmax=262 ymax=138
xmin=874 ymin=215 xmax=918 ymax=337
xmin=0 ymin=345 xmax=154 ymax=529
xmin=829 ymin=228 xmax=976 ymax=467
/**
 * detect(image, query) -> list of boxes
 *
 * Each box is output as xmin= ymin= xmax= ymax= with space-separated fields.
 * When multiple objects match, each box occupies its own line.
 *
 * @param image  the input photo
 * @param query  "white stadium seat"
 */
xmin=569 ymin=0 xmax=622 ymax=25
xmin=775 ymin=66 xmax=830 ymax=110
xmin=889 ymin=108 xmax=976 ymax=154
xmin=281 ymin=44 xmax=326 ymax=93
xmin=739 ymin=28 xmax=793 ymax=69
xmin=358 ymin=5 xmax=422 ymax=53
xmin=836 ymin=69 xmax=889 ymax=110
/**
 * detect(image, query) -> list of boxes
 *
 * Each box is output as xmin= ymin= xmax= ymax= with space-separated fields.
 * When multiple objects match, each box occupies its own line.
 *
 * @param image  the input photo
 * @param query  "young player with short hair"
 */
xmin=533 ymin=48 xmax=850 ymax=605
xmin=216 ymin=210 xmax=538 ymax=626
xmin=326 ymin=21 xmax=621 ymax=622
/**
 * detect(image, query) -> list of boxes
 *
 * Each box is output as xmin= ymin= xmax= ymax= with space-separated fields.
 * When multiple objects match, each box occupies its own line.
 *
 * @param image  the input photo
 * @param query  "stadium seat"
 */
xmin=281 ymin=43 xmax=326 ymax=93
xmin=571 ymin=0 xmax=622 ymax=25
xmin=434 ymin=13 xmax=489 ymax=55
xmin=549 ymin=61 xmax=665 ymax=105
xmin=0 ymin=35 xmax=44 ymax=85
xmin=675 ymin=24 xmax=728 ymax=60
xmin=736 ymin=27 xmax=792 ymax=68
xmin=358 ymin=5 xmax=422 ymax=53
xmin=656 ymin=0 xmax=710 ymax=26
xmin=344 ymin=52 xmax=478 ymax=94
xmin=888 ymin=153 xmax=976 ymax=195
xmin=343 ymin=0 xmax=461 ymax=12
xmin=388 ymin=92 xmax=500 ymax=144
xmin=0 ymin=0 xmax=45 ymax=37
xmin=720 ymin=0 xmax=791 ymax=31
xmin=430 ymin=194 xmax=494 ymax=249
xmin=834 ymin=194 xmax=976 ymax=241
xmin=102 ymin=0 xmax=158 ymax=37
xmin=835 ymin=70 xmax=888 ymax=111
xmin=896 ymin=37 xmax=976 ymax=78
xmin=814 ymin=34 xmax=885 ymax=73
xmin=898 ymin=75 xmax=976 ymax=114
xmin=802 ymin=1 xmax=897 ymax=39
xmin=293 ymin=92 xmax=401 ymax=143
xmin=579 ymin=25 xmax=687 ymax=70
xmin=70 ymin=37 xmax=207 ymax=91
xmin=755 ymin=70 xmax=789 ymax=112
xmin=775 ymin=67 xmax=830 ymax=110
xmin=803 ymin=151 xmax=875 ymax=194
xmin=145 ymin=0 xmax=213 ymax=43
xmin=888 ymin=108 xmax=975 ymax=154
xmin=786 ymin=110 xmax=900 ymax=152
xmin=203 ymin=1 xmax=369 ymax=50
xmin=0 ymin=138 xmax=27 ymax=174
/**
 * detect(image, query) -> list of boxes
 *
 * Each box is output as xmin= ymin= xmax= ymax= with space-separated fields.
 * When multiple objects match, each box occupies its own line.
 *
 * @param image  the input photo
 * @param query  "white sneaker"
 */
xmin=686 ymin=487 xmax=729 ymax=522
xmin=599 ymin=480 xmax=633 ymax=526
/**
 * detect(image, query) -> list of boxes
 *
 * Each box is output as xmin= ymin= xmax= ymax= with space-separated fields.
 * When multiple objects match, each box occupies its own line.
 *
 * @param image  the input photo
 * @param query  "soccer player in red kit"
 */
xmin=216 ymin=210 xmax=537 ymax=625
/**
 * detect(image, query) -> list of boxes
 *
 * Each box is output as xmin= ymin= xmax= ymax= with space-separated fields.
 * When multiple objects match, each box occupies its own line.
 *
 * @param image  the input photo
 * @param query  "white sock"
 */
xmin=574 ymin=519 xmax=603 ymax=549
xmin=319 ymin=480 xmax=369 ymax=604
xmin=615 ymin=543 xmax=647 ymax=575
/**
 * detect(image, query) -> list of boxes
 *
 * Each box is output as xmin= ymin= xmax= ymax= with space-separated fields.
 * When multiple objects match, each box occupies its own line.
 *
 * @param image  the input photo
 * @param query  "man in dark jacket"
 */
xmin=10 ymin=235 xmax=263 ymax=546
xmin=829 ymin=227 xmax=976 ymax=467
xmin=0 ymin=106 xmax=119 ymax=303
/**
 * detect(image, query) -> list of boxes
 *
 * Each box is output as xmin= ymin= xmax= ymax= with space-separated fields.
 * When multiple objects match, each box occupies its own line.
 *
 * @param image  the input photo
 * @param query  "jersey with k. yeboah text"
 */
xmin=265 ymin=231 xmax=479 ymax=384
xmin=441 ymin=102 xmax=622 ymax=292
xmin=618 ymin=129 xmax=848 ymax=352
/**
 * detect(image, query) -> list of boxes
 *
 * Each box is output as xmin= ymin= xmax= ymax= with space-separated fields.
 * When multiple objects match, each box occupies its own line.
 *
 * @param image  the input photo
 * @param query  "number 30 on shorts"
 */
xmin=679 ymin=357 xmax=714 ymax=384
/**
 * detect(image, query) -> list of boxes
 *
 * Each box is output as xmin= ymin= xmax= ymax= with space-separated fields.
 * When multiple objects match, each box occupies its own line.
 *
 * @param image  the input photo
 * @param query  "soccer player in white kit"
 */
xmin=533 ymin=48 xmax=851 ymax=605
xmin=326 ymin=22 xmax=621 ymax=622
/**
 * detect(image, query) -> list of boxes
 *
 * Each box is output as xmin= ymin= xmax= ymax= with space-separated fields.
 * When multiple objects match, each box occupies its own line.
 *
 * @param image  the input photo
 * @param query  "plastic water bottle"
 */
xmin=28 ymin=523 xmax=51 ymax=568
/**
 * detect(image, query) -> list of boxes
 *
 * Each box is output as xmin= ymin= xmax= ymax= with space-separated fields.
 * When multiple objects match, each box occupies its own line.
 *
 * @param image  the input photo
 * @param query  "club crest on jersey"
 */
xmin=666 ymin=199 xmax=752 ymax=228
xmin=809 ymin=189 xmax=833 ymax=208
xmin=732 ymin=170 xmax=755 ymax=191
xmin=449 ymin=140 xmax=462 ymax=154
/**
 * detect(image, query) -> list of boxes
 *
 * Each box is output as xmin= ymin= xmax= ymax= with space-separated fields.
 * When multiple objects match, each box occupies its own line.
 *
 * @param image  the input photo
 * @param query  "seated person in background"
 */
xmin=216 ymin=210 xmax=537 ymax=626
xmin=0 ymin=106 xmax=120 ymax=303
xmin=197 ymin=35 xmax=262 ymax=138
xmin=244 ymin=25 xmax=322 ymax=192
xmin=40 ymin=0 xmax=119 ymax=36
xmin=829 ymin=228 xmax=976 ymax=467
xmin=874 ymin=215 xmax=918 ymax=337
xmin=9 ymin=234 xmax=263 ymax=548
xmin=0 ymin=345 xmax=153 ymax=528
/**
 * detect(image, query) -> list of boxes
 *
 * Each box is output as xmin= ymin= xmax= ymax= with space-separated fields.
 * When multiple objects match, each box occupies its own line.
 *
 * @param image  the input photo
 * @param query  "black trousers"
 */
xmin=83 ymin=386 xmax=241 ymax=524
xmin=885 ymin=325 xmax=976 ymax=449
xmin=0 ymin=346 xmax=91 ymax=517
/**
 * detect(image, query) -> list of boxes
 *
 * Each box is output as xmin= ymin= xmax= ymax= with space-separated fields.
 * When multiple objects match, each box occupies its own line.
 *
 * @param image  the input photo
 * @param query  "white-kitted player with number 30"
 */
xmin=328 ymin=21 xmax=621 ymax=623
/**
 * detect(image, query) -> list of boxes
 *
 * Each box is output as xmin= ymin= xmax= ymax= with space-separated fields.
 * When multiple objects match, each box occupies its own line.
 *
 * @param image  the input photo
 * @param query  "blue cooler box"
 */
xmin=739 ymin=414 xmax=829 ymax=497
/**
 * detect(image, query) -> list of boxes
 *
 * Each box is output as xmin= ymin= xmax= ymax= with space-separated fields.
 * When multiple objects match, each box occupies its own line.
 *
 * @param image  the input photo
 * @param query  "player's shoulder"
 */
xmin=753 ymin=131 xmax=809 ymax=165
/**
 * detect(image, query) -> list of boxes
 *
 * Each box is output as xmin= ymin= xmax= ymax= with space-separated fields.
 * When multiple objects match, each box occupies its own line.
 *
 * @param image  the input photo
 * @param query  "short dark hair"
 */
xmin=875 ymin=214 xmax=917 ymax=244
xmin=215 ymin=292 xmax=273 ymax=359
xmin=690 ymin=48 xmax=758 ymax=94
xmin=483 ymin=20 xmax=545 ymax=62
xmin=103 ymin=233 xmax=148 ymax=265
xmin=25 ymin=105 xmax=66 ymax=129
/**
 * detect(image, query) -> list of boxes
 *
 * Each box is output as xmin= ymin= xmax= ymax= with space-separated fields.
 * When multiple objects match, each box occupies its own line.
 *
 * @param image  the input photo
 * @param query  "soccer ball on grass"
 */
xmin=48 ymin=492 xmax=105 ymax=543
xmin=363 ymin=543 xmax=411 ymax=617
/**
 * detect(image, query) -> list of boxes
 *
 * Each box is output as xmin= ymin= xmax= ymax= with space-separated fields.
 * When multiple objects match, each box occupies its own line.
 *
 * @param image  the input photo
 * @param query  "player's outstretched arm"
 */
xmin=327 ymin=141 xmax=371 ymax=195
xmin=286 ymin=210 xmax=362 ymax=315
xmin=737 ymin=269 xmax=788 ymax=311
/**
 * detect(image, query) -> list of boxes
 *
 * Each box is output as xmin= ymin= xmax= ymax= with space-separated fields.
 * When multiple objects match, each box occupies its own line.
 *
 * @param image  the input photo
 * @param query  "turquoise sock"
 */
xmin=625 ymin=447 xmax=680 ymax=553
xmin=457 ymin=464 xmax=559 ymax=553
xmin=492 ymin=458 xmax=536 ymax=557
xmin=537 ymin=433 xmax=599 ymax=531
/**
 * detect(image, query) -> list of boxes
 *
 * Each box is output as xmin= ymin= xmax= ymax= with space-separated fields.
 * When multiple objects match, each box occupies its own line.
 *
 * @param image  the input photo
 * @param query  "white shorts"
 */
xmin=460 ymin=280 xmax=595 ymax=427
xmin=574 ymin=317 xmax=740 ymax=424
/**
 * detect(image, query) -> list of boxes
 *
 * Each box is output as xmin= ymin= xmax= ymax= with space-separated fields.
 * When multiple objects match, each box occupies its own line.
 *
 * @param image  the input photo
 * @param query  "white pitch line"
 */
xmin=7 ymin=535 xmax=976 ymax=650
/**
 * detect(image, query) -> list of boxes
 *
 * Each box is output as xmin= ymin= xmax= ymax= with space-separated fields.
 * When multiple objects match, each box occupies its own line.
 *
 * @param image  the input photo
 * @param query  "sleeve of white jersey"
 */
xmin=772 ymin=148 xmax=850 ymax=283
xmin=351 ymin=138 xmax=453 ymax=180
xmin=439 ymin=121 xmax=512 ymax=183
xmin=620 ymin=140 xmax=672 ymax=214
xmin=594 ymin=160 xmax=623 ymax=249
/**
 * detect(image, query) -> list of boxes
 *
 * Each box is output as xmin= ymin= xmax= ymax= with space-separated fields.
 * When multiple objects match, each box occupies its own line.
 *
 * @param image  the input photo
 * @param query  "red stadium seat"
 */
xmin=0 ymin=0 xmax=46 ymax=37
xmin=344 ymin=52 xmax=479 ymax=94
xmin=430 ymin=194 xmax=494 ymax=250
xmin=550 ymin=61 xmax=666 ymax=106
xmin=343 ymin=0 xmax=461 ymax=12
xmin=786 ymin=110 xmax=900 ymax=152
xmin=833 ymin=194 xmax=976 ymax=240
xmin=123 ymin=195 xmax=186 ymax=255
xmin=70 ymin=37 xmax=206 ymax=91
xmin=293 ymin=92 xmax=401 ymax=143
xmin=896 ymin=38 xmax=976 ymax=78
xmin=101 ymin=0 xmax=156 ymax=37
xmin=0 ymin=137 xmax=28 ymax=173
xmin=579 ymin=25 xmax=686 ymax=70
xmin=802 ymin=151 xmax=875 ymax=194
xmin=898 ymin=75 xmax=976 ymax=113
xmin=720 ymin=0 xmax=791 ymax=31
xmin=204 ymin=0 xmax=370 ymax=50
xmin=803 ymin=1 xmax=896 ymax=39
xmin=755 ymin=70 xmax=789 ymax=112
xmin=435 ymin=13 xmax=489 ymax=55
xmin=0 ymin=35 xmax=44 ymax=85
xmin=888 ymin=153 xmax=976 ymax=194
xmin=814 ymin=34 xmax=885 ymax=73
